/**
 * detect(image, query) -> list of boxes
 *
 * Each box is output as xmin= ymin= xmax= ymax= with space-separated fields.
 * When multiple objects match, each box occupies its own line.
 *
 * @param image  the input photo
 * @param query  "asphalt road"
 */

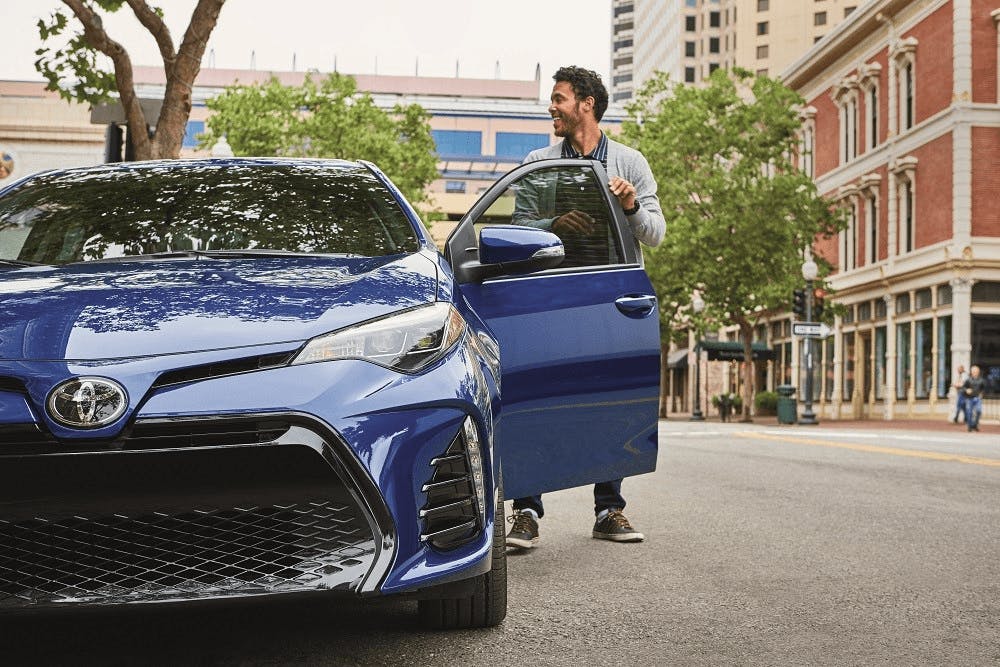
xmin=4 ymin=421 xmax=999 ymax=666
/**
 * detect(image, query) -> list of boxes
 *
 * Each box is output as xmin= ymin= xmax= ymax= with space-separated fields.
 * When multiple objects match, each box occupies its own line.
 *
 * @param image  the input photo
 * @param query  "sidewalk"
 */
xmin=665 ymin=413 xmax=1000 ymax=435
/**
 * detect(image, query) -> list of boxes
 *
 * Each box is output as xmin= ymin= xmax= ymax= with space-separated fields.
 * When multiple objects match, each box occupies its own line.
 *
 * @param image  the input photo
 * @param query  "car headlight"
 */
xmin=291 ymin=302 xmax=468 ymax=373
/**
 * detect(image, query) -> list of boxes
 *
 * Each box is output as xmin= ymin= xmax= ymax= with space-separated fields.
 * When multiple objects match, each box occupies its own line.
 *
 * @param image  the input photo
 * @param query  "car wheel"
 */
xmin=418 ymin=475 xmax=507 ymax=629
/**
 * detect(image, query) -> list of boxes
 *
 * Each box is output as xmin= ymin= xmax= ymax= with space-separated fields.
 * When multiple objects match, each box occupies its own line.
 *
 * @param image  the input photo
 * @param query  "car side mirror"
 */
xmin=459 ymin=225 xmax=564 ymax=282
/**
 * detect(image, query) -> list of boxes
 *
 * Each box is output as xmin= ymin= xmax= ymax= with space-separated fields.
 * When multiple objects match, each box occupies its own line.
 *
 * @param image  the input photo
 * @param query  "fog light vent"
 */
xmin=418 ymin=417 xmax=485 ymax=550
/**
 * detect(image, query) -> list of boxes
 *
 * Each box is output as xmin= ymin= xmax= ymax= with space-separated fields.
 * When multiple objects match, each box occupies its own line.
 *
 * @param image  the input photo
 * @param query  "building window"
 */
xmin=841 ymin=199 xmax=858 ymax=271
xmin=915 ymin=288 xmax=932 ymax=310
xmin=835 ymin=85 xmax=859 ymax=164
xmin=686 ymin=0 xmax=697 ymax=6
xmin=900 ymin=179 xmax=915 ymax=254
xmin=799 ymin=110 xmax=816 ymax=179
xmin=814 ymin=36 xmax=824 ymax=43
xmin=858 ymin=302 xmax=872 ymax=321
xmin=614 ymin=38 xmax=634 ymax=50
xmin=685 ymin=41 xmax=696 ymax=57
xmin=896 ymin=293 xmax=911 ymax=314
xmin=902 ymin=62 xmax=914 ymax=129
xmin=874 ymin=326 xmax=887 ymax=400
xmin=709 ymin=11 xmax=721 ymax=27
xmin=938 ymin=284 xmax=953 ymax=306
xmin=495 ymin=132 xmax=549 ymax=160
xmin=686 ymin=15 xmax=697 ymax=31
xmin=432 ymin=130 xmax=482 ymax=158
xmin=843 ymin=331 xmax=856 ymax=400
xmin=757 ymin=21 xmax=769 ymax=35
xmin=709 ymin=37 xmax=720 ymax=53
xmin=866 ymin=191 xmax=878 ymax=264
xmin=896 ymin=322 xmax=911 ymax=400
xmin=685 ymin=66 xmax=696 ymax=83
xmin=445 ymin=181 xmax=466 ymax=194
xmin=614 ymin=3 xmax=634 ymax=17
xmin=708 ymin=62 xmax=720 ymax=74
xmin=757 ymin=0 xmax=769 ymax=10
xmin=867 ymin=85 xmax=879 ymax=149
xmin=936 ymin=316 xmax=952 ymax=398
xmin=814 ymin=11 xmax=827 ymax=25
xmin=892 ymin=38 xmax=918 ymax=134
xmin=914 ymin=319 xmax=933 ymax=399
xmin=845 ymin=6 xmax=856 ymax=17
xmin=756 ymin=44 xmax=769 ymax=59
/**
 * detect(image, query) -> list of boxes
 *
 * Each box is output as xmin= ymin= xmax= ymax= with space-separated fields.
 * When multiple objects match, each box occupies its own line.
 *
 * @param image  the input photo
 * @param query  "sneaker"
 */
xmin=592 ymin=509 xmax=644 ymax=542
xmin=506 ymin=510 xmax=539 ymax=548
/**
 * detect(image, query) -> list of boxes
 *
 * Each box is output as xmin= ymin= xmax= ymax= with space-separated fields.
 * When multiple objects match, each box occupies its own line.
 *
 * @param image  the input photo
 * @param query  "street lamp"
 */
xmin=690 ymin=294 xmax=706 ymax=421
xmin=800 ymin=259 xmax=819 ymax=425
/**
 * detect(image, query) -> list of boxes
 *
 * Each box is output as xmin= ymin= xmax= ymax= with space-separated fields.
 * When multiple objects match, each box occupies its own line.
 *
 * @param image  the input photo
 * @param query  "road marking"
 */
xmin=737 ymin=431 xmax=1000 ymax=468
xmin=759 ymin=429 xmax=966 ymax=445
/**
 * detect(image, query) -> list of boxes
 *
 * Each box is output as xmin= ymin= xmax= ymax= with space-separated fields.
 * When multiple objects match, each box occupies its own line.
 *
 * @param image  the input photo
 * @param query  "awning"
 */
xmin=667 ymin=348 xmax=689 ymax=369
xmin=698 ymin=340 xmax=776 ymax=362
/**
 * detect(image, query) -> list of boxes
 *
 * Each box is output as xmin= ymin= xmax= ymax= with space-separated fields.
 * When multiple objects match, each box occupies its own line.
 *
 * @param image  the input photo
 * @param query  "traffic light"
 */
xmin=813 ymin=288 xmax=825 ymax=321
xmin=792 ymin=289 xmax=806 ymax=318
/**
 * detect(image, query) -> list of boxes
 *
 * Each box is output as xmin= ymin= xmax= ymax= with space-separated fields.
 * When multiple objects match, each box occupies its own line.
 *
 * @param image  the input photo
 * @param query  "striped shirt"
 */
xmin=560 ymin=132 xmax=609 ymax=169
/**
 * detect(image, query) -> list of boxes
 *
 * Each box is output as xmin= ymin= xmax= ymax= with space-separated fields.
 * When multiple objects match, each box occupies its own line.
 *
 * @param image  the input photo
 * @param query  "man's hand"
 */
xmin=553 ymin=209 xmax=596 ymax=236
xmin=609 ymin=176 xmax=637 ymax=211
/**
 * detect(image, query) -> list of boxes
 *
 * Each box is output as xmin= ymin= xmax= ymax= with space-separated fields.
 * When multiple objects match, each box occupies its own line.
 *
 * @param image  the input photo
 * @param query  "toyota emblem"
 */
xmin=47 ymin=377 xmax=128 ymax=429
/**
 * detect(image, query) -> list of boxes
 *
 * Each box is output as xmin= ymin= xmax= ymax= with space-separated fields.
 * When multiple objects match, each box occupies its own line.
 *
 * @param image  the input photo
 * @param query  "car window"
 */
xmin=0 ymin=163 xmax=419 ymax=264
xmin=476 ymin=164 xmax=623 ymax=268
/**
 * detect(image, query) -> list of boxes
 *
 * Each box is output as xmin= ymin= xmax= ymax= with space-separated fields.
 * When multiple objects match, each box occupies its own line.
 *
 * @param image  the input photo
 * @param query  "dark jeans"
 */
xmin=965 ymin=396 xmax=982 ymax=430
xmin=953 ymin=394 xmax=967 ymax=421
xmin=512 ymin=479 xmax=625 ymax=519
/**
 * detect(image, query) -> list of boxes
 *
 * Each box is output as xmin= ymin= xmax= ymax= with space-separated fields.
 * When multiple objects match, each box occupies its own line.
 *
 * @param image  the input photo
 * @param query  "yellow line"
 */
xmin=737 ymin=431 xmax=1000 ymax=468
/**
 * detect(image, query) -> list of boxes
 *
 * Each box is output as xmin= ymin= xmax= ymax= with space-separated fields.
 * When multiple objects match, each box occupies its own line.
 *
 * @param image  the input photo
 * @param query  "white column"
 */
xmin=953 ymin=0 xmax=973 ymax=102
xmin=884 ymin=294 xmax=897 ymax=420
xmin=950 ymin=277 xmax=974 ymax=372
xmin=831 ymin=316 xmax=843 ymax=417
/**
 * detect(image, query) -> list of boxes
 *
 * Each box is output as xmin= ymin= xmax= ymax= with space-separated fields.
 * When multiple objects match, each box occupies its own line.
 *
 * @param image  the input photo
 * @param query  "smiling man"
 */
xmin=506 ymin=65 xmax=666 ymax=549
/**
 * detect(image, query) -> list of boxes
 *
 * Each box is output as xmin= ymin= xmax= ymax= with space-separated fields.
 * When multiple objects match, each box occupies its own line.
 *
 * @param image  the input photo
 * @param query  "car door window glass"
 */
xmin=478 ymin=165 xmax=622 ymax=269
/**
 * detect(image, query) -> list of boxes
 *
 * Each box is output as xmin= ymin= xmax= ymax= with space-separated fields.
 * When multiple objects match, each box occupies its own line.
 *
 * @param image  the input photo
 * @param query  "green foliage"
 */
xmin=710 ymin=393 xmax=742 ymax=409
xmin=202 ymin=74 xmax=439 ymax=211
xmin=622 ymin=68 xmax=846 ymax=332
xmin=754 ymin=390 xmax=778 ymax=414
xmin=36 ymin=9 xmax=118 ymax=105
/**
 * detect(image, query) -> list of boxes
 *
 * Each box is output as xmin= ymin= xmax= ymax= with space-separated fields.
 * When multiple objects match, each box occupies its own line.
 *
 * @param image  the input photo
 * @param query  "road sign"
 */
xmin=792 ymin=322 xmax=832 ymax=338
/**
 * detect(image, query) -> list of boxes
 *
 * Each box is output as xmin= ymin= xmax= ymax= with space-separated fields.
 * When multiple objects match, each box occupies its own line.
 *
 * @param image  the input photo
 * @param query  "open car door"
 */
xmin=447 ymin=159 xmax=660 ymax=499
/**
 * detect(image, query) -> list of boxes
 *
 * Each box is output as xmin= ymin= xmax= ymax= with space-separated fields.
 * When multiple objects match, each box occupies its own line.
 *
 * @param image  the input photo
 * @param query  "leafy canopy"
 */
xmin=201 ymin=73 xmax=439 ymax=211
xmin=622 ymin=68 xmax=844 ymax=333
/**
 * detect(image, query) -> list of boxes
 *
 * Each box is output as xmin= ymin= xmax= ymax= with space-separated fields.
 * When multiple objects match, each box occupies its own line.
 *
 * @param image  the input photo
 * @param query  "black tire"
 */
xmin=418 ymin=476 xmax=507 ymax=630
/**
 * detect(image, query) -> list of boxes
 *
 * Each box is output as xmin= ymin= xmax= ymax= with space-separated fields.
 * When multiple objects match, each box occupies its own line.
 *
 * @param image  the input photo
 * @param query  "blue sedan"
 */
xmin=0 ymin=158 xmax=659 ymax=628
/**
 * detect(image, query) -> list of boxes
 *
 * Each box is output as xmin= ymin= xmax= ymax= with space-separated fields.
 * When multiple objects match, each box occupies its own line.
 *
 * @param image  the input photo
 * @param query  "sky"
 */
xmin=2 ymin=1 xmax=613 ymax=94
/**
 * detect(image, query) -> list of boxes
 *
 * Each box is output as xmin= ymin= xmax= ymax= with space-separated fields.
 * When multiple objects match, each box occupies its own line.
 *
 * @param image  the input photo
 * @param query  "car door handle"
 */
xmin=615 ymin=294 xmax=657 ymax=318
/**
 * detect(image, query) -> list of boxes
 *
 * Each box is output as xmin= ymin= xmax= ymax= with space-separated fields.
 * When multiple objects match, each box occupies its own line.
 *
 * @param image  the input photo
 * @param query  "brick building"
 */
xmin=774 ymin=0 xmax=1000 ymax=420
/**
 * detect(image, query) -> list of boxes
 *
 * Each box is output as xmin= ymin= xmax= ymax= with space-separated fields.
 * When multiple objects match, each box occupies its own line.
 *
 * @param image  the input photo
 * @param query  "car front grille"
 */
xmin=0 ymin=501 xmax=374 ymax=607
xmin=0 ymin=426 xmax=384 ymax=608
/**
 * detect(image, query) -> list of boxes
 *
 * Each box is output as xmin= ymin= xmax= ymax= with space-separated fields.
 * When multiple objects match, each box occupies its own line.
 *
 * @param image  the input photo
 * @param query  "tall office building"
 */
xmin=623 ymin=0 xmax=860 ymax=99
xmin=610 ymin=0 xmax=637 ymax=102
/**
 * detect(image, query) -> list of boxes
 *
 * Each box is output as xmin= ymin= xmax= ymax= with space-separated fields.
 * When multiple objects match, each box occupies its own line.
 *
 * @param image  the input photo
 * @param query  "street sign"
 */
xmin=792 ymin=322 xmax=832 ymax=338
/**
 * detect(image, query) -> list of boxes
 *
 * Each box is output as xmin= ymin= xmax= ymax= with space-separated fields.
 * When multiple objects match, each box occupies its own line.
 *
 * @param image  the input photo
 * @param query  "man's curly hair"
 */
xmin=553 ymin=66 xmax=609 ymax=121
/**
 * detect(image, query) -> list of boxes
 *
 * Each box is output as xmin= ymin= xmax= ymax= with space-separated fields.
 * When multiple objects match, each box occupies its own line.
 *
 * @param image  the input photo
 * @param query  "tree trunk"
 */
xmin=739 ymin=319 xmax=755 ymax=423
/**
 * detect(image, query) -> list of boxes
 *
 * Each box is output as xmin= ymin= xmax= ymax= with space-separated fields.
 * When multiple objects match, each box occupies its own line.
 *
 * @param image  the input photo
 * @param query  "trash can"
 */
xmin=776 ymin=384 xmax=797 ymax=424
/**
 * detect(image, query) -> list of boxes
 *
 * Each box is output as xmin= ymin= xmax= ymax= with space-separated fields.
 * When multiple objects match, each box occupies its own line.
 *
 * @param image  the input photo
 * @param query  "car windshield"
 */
xmin=0 ymin=161 xmax=420 ymax=265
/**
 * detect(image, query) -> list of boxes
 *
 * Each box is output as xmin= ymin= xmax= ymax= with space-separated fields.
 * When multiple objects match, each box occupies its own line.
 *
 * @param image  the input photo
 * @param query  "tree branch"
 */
xmin=62 ymin=0 xmax=151 ymax=159
xmin=125 ymin=0 xmax=176 ymax=76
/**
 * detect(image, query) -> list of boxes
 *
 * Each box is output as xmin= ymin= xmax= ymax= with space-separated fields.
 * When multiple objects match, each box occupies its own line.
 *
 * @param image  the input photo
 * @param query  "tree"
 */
xmin=200 ymin=73 xmax=440 ymax=209
xmin=623 ymin=68 xmax=846 ymax=422
xmin=35 ymin=0 xmax=226 ymax=160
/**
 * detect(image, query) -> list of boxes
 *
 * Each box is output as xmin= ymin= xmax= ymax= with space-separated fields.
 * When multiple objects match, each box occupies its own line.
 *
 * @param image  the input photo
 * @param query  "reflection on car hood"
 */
xmin=0 ymin=253 xmax=438 ymax=361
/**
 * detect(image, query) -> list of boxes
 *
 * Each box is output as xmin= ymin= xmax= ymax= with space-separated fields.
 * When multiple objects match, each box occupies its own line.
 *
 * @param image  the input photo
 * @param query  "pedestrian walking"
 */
xmin=961 ymin=365 xmax=987 ymax=432
xmin=952 ymin=364 xmax=969 ymax=423
xmin=504 ymin=65 xmax=665 ymax=549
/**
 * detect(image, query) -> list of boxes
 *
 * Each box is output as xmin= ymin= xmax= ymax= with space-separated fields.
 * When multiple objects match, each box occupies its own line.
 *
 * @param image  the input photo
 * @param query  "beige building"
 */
xmin=625 ymin=0 xmax=859 ymax=95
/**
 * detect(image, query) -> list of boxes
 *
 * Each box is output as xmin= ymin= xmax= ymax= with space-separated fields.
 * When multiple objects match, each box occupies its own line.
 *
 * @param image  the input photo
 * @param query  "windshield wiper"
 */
xmin=74 ymin=249 xmax=359 ymax=264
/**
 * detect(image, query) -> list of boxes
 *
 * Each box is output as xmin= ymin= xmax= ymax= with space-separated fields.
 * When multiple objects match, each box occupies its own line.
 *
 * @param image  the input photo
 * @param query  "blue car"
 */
xmin=0 ymin=158 xmax=659 ymax=628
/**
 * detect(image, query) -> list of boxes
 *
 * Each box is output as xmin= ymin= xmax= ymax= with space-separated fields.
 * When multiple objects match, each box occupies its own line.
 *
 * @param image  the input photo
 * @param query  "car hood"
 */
xmin=0 ymin=253 xmax=439 ymax=361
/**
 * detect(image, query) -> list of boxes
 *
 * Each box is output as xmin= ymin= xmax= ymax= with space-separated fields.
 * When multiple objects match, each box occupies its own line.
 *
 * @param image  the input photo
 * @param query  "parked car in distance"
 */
xmin=0 ymin=157 xmax=659 ymax=628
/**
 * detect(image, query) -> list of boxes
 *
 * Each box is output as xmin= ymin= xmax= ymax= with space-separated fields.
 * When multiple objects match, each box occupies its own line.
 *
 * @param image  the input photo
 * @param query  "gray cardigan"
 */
xmin=523 ymin=138 xmax=666 ymax=248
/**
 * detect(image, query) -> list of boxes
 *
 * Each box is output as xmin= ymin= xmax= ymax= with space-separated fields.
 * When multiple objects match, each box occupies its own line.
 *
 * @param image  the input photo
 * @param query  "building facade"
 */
xmin=625 ymin=0 xmax=858 ymax=99
xmin=776 ymin=0 xmax=1000 ymax=421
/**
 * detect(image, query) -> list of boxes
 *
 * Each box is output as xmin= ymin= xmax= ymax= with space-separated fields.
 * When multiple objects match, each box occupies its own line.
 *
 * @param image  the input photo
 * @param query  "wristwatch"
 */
xmin=623 ymin=200 xmax=641 ymax=215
